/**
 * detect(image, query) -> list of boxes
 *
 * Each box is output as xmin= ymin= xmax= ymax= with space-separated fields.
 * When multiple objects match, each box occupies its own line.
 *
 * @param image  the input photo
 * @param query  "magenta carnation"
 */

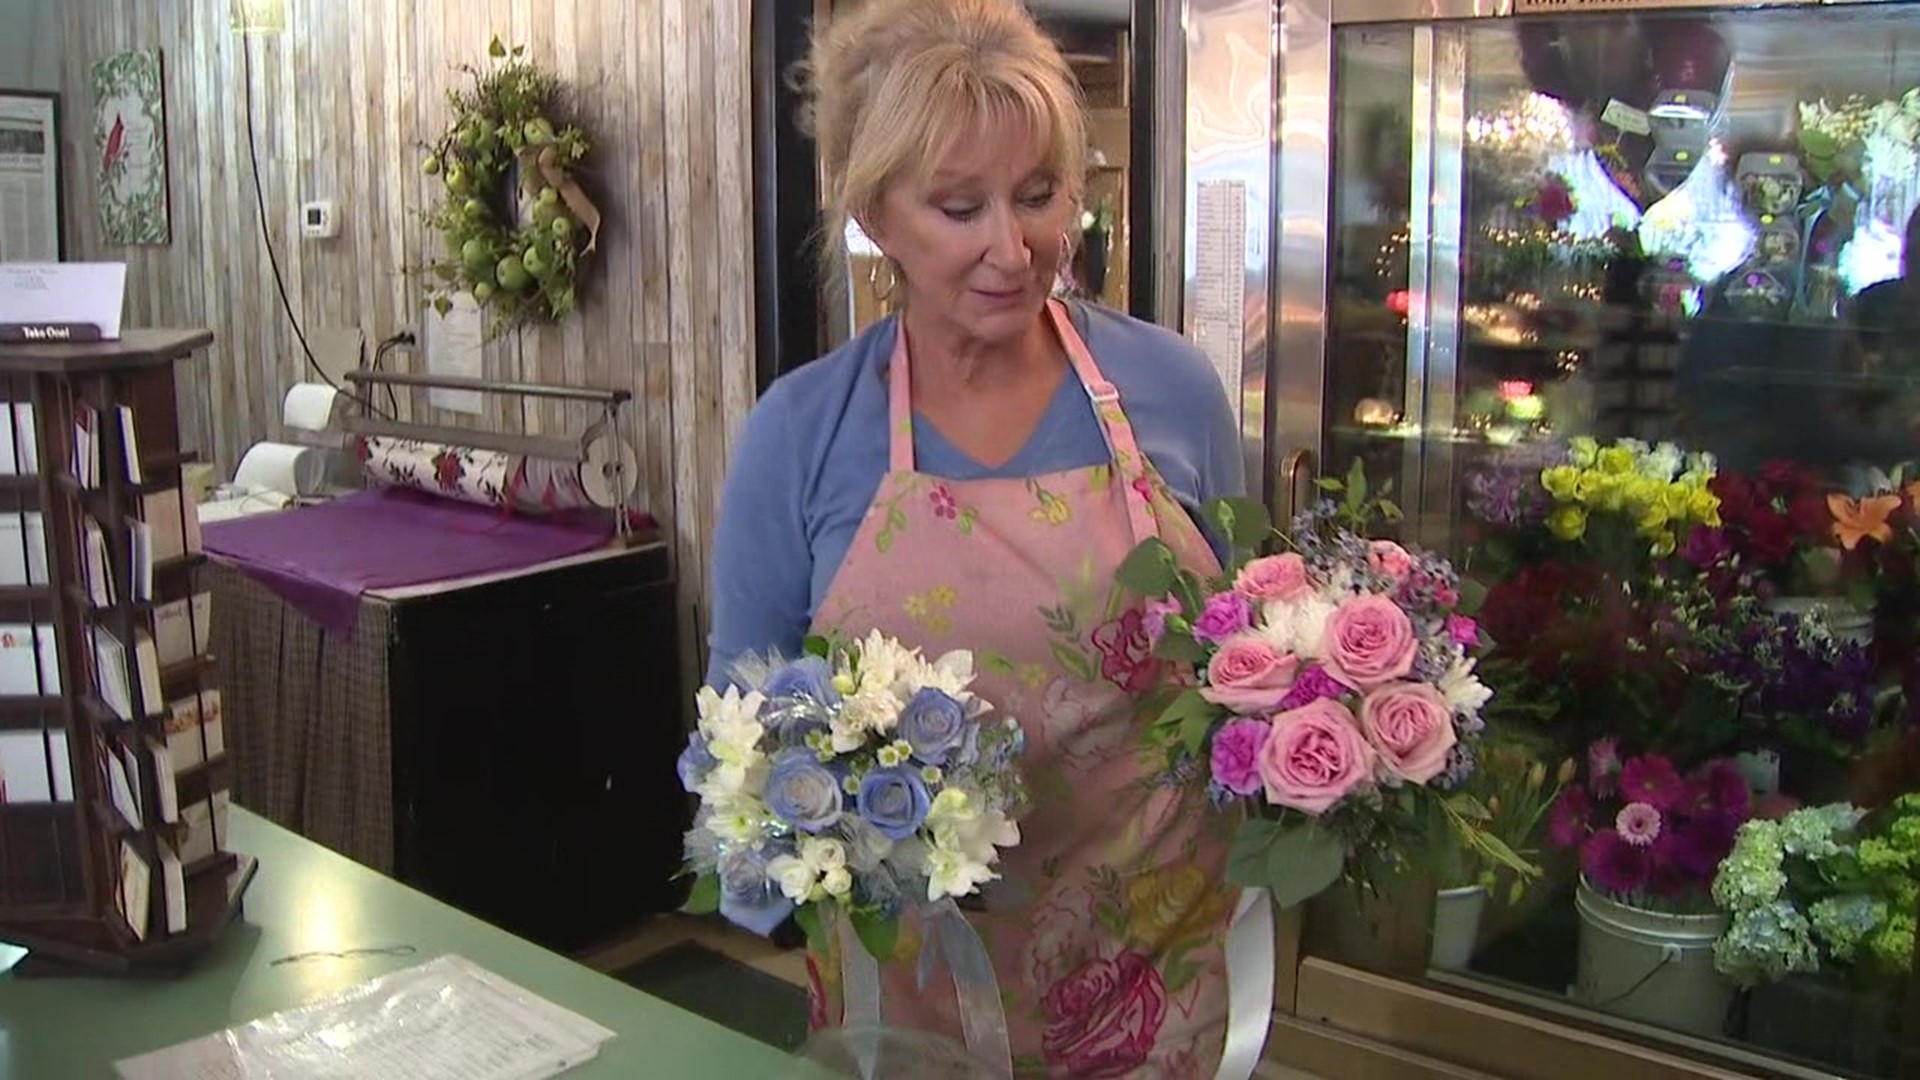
xmin=1191 ymin=591 xmax=1253 ymax=646
xmin=1209 ymin=718 xmax=1272 ymax=797
xmin=1276 ymin=664 xmax=1346 ymax=711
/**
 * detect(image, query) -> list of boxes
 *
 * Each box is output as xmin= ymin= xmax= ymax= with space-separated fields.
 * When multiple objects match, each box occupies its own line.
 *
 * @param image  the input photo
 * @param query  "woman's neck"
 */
xmin=901 ymin=306 xmax=1059 ymax=395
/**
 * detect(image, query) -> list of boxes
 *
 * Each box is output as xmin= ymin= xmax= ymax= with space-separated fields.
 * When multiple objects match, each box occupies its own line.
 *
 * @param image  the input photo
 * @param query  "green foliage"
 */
xmin=1226 ymin=818 xmax=1347 ymax=909
xmin=680 ymin=873 xmax=719 ymax=915
xmin=417 ymin=36 xmax=595 ymax=337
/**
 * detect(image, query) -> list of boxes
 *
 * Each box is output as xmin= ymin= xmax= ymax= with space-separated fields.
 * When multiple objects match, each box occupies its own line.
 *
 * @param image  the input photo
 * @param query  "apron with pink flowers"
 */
xmin=807 ymin=301 xmax=1239 ymax=1078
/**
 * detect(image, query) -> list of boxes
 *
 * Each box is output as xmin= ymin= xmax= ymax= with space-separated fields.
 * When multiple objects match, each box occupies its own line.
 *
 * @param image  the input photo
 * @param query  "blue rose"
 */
xmin=897 ymin=688 xmax=971 ymax=765
xmin=764 ymin=749 xmax=844 ymax=833
xmin=677 ymin=734 xmax=716 ymax=793
xmin=857 ymin=766 xmax=931 ymax=841
xmin=762 ymin=656 xmax=841 ymax=707
xmin=717 ymin=847 xmax=794 ymax=937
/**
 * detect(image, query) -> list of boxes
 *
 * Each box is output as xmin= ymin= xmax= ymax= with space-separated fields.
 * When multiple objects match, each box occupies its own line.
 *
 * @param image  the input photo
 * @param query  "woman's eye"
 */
xmin=941 ymin=205 xmax=981 ymax=222
xmin=1022 ymin=189 xmax=1057 ymax=209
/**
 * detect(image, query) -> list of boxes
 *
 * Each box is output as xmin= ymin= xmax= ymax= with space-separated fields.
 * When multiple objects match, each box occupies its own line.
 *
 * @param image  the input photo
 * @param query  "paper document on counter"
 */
xmin=114 ymin=954 xmax=615 ymax=1080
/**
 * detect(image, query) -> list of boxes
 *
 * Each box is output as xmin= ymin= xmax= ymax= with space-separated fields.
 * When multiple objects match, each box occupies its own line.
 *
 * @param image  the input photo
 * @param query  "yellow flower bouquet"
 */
xmin=1537 ymin=437 xmax=1722 ymax=561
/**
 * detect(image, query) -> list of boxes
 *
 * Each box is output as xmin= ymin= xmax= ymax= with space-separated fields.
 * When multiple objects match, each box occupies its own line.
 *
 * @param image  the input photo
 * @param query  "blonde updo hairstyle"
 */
xmin=798 ymin=0 xmax=1089 ymax=282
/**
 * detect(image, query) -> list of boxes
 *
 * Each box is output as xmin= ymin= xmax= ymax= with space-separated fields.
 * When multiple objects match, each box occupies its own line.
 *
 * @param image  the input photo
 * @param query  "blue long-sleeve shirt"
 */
xmin=704 ymin=301 xmax=1246 ymax=688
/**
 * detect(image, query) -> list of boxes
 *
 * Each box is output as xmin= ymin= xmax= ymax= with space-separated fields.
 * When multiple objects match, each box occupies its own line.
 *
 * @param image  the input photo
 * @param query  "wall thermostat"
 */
xmin=300 ymin=200 xmax=340 ymax=240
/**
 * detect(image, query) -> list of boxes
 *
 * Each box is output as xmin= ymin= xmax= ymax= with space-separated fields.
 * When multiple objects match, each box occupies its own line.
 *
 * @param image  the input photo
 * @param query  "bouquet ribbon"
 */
xmin=1215 ymin=886 xmax=1276 ymax=1080
xmin=839 ymin=898 xmax=1013 ymax=1078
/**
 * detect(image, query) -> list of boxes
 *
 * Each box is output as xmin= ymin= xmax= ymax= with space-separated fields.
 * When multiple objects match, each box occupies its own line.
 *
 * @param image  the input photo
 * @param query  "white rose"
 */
xmin=799 ymin=836 xmax=847 ymax=872
xmin=820 ymin=865 xmax=853 ymax=898
xmin=767 ymin=854 xmax=817 ymax=902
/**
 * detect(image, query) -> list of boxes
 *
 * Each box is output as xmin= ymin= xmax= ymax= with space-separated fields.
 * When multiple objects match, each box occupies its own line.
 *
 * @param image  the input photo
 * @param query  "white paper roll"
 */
xmin=282 ymin=382 xmax=340 ymax=431
xmin=234 ymin=441 xmax=326 ymax=497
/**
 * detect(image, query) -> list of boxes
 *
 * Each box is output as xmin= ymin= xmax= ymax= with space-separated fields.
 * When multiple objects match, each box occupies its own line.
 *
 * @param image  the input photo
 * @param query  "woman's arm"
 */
xmin=704 ymin=385 xmax=813 ymax=689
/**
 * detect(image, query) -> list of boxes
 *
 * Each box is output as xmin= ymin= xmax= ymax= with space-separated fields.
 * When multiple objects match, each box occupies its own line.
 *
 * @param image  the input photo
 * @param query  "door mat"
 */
xmin=614 ymin=941 xmax=809 ymax=1052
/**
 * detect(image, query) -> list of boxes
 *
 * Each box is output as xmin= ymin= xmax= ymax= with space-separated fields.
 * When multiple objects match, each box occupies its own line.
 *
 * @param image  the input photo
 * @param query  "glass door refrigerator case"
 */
xmin=1238 ymin=0 xmax=1920 ymax=1076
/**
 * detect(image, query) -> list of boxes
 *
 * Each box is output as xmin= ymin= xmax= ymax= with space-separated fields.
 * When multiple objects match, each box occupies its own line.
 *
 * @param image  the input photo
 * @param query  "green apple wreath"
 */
xmin=420 ymin=37 xmax=601 ymax=337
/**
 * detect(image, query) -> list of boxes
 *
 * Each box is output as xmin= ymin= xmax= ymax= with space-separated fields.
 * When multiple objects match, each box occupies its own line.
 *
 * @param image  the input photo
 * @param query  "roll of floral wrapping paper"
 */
xmin=356 ymin=435 xmax=608 ymax=514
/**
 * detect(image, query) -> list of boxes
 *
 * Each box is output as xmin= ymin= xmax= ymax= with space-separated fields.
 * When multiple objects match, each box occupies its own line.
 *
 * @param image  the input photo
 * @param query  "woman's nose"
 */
xmin=983 ymin=208 xmax=1032 ymax=270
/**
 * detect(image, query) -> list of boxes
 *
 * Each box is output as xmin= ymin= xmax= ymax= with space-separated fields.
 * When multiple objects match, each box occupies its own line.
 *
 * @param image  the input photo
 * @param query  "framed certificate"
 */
xmin=0 ymin=91 xmax=64 ymax=262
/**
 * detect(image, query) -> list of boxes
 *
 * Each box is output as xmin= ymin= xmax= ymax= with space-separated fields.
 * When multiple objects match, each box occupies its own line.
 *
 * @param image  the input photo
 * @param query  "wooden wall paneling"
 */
xmin=59 ymin=0 xmax=758 ymax=703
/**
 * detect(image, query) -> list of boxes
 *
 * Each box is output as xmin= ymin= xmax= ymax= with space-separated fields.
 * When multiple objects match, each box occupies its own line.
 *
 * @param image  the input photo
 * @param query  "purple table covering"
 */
xmin=203 ymin=488 xmax=615 ymax=636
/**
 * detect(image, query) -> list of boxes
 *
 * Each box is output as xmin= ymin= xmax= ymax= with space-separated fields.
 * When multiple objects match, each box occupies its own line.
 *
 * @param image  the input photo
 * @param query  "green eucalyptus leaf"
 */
xmin=1116 ymin=538 xmax=1180 ymax=599
xmin=1227 ymin=818 xmax=1348 ymax=909
xmin=794 ymin=904 xmax=827 ymax=954
xmin=681 ymin=874 xmax=720 ymax=915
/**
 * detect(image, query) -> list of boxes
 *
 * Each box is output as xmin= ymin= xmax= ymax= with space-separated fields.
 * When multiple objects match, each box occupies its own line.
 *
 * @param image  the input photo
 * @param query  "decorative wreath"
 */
xmin=420 ymin=37 xmax=601 ymax=337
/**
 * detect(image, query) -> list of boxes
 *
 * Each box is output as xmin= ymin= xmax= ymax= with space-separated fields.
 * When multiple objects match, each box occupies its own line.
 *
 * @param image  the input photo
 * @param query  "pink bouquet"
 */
xmin=1119 ymin=466 xmax=1530 ymax=906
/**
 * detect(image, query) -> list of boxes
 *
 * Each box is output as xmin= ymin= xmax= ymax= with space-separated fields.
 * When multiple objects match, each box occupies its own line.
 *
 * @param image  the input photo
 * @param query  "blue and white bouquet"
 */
xmin=678 ymin=631 xmax=1027 ymax=959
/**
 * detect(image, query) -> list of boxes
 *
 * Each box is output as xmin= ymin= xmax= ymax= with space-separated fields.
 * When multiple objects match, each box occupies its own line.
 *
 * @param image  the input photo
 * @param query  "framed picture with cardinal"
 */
xmin=90 ymin=47 xmax=170 ymax=245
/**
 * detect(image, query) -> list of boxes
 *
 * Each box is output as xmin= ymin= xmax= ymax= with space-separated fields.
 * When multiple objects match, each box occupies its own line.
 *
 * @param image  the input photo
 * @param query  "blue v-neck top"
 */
xmin=704 ymin=301 xmax=1246 ymax=688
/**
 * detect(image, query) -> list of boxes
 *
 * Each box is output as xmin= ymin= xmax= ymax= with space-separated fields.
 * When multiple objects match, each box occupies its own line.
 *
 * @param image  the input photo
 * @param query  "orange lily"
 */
xmin=1830 ymin=493 xmax=1903 ymax=549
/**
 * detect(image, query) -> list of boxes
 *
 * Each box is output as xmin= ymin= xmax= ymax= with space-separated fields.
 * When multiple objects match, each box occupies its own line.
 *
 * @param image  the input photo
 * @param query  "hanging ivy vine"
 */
xmin=418 ymin=36 xmax=600 ymax=337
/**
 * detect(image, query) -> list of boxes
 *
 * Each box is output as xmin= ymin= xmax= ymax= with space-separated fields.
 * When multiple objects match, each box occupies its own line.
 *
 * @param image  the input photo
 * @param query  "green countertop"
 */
xmin=0 ymin=808 xmax=800 ymax=1080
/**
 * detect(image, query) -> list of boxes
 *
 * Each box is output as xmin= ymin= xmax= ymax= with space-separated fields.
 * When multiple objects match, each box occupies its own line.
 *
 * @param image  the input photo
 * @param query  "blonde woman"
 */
xmin=707 ymin=1 xmax=1246 ymax=1074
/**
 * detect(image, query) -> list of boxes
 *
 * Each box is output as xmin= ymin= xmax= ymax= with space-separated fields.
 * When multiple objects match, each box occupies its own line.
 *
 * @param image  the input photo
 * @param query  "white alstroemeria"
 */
xmin=914 ymin=649 xmax=979 ymax=699
xmin=925 ymin=846 xmax=998 ymax=902
xmin=1439 ymin=656 xmax=1493 ymax=717
xmin=925 ymin=787 xmax=1018 ymax=867
xmin=696 ymin=684 xmax=768 ymax=740
xmin=766 ymin=854 xmax=818 ymax=902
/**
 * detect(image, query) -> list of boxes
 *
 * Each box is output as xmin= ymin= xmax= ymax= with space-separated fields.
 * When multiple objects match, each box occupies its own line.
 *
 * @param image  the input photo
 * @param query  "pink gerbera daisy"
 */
xmin=1615 ymin=801 xmax=1663 ymax=848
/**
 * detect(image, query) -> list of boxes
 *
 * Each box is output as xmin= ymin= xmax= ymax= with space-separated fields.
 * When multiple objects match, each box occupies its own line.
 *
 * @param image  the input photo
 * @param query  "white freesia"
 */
xmin=925 ymin=787 xmax=1020 ymax=867
xmin=767 ymin=854 xmax=818 ymax=902
xmin=1439 ymin=656 xmax=1493 ymax=717
xmin=695 ymin=684 xmax=767 ymax=739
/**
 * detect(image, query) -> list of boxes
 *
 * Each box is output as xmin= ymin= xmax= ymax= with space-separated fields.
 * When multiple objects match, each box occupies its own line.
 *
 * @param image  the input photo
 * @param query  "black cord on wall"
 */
xmin=239 ymin=36 xmax=390 ymax=420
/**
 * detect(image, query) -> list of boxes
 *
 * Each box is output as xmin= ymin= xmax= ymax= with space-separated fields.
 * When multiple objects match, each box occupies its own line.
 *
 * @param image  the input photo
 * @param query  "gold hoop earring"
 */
xmin=868 ymin=259 xmax=899 ymax=303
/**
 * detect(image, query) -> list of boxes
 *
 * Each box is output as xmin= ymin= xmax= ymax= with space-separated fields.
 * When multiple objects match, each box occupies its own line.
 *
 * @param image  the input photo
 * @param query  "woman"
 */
xmin=706 ymin=1 xmax=1245 ymax=1074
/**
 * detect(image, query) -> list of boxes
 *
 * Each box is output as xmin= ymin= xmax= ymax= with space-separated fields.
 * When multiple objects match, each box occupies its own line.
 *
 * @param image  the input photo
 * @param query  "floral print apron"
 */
xmin=809 ymin=301 xmax=1235 ymax=1078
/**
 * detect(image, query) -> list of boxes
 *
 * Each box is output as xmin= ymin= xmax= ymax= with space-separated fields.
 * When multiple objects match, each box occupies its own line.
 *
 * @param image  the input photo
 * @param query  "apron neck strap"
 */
xmin=886 ymin=301 xmax=1164 ymax=546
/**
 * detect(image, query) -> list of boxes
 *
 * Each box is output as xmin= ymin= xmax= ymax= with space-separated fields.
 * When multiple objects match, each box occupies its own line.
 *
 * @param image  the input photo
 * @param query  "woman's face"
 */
xmin=867 ymin=119 xmax=1076 ymax=347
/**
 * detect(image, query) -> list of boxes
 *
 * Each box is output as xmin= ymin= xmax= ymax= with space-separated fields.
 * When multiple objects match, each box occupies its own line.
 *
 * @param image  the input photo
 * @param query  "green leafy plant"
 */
xmin=418 ymin=36 xmax=598 ymax=337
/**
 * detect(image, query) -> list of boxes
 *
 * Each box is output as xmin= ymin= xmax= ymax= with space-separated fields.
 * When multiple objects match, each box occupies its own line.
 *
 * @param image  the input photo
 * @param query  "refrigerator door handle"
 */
xmin=1278 ymin=447 xmax=1317 ymax=529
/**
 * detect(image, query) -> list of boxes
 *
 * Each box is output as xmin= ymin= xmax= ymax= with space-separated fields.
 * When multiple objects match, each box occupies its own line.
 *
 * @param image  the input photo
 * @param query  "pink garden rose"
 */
xmin=1200 ymin=637 xmax=1299 ymax=714
xmin=1257 ymin=699 xmax=1376 ymax=814
xmin=1368 ymin=540 xmax=1414 ymax=582
xmin=1357 ymin=681 xmax=1456 ymax=784
xmin=1209 ymin=718 xmax=1272 ymax=795
xmin=1042 ymin=952 xmax=1168 ymax=1078
xmin=1234 ymin=553 xmax=1311 ymax=602
xmin=1322 ymin=594 xmax=1418 ymax=689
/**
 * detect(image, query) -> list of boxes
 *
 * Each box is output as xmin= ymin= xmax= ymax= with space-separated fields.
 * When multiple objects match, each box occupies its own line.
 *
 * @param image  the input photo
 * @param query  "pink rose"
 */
xmin=1446 ymin=615 xmax=1480 ymax=647
xmin=1199 ymin=637 xmax=1299 ymax=714
xmin=1357 ymin=682 xmax=1457 ymax=784
xmin=1234 ymin=554 xmax=1311 ymax=602
xmin=1368 ymin=540 xmax=1414 ymax=582
xmin=1209 ymin=718 xmax=1272 ymax=795
xmin=1322 ymin=595 xmax=1418 ymax=689
xmin=1091 ymin=610 xmax=1162 ymax=695
xmin=1257 ymin=699 xmax=1375 ymax=814
xmin=1042 ymin=952 xmax=1168 ymax=1078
